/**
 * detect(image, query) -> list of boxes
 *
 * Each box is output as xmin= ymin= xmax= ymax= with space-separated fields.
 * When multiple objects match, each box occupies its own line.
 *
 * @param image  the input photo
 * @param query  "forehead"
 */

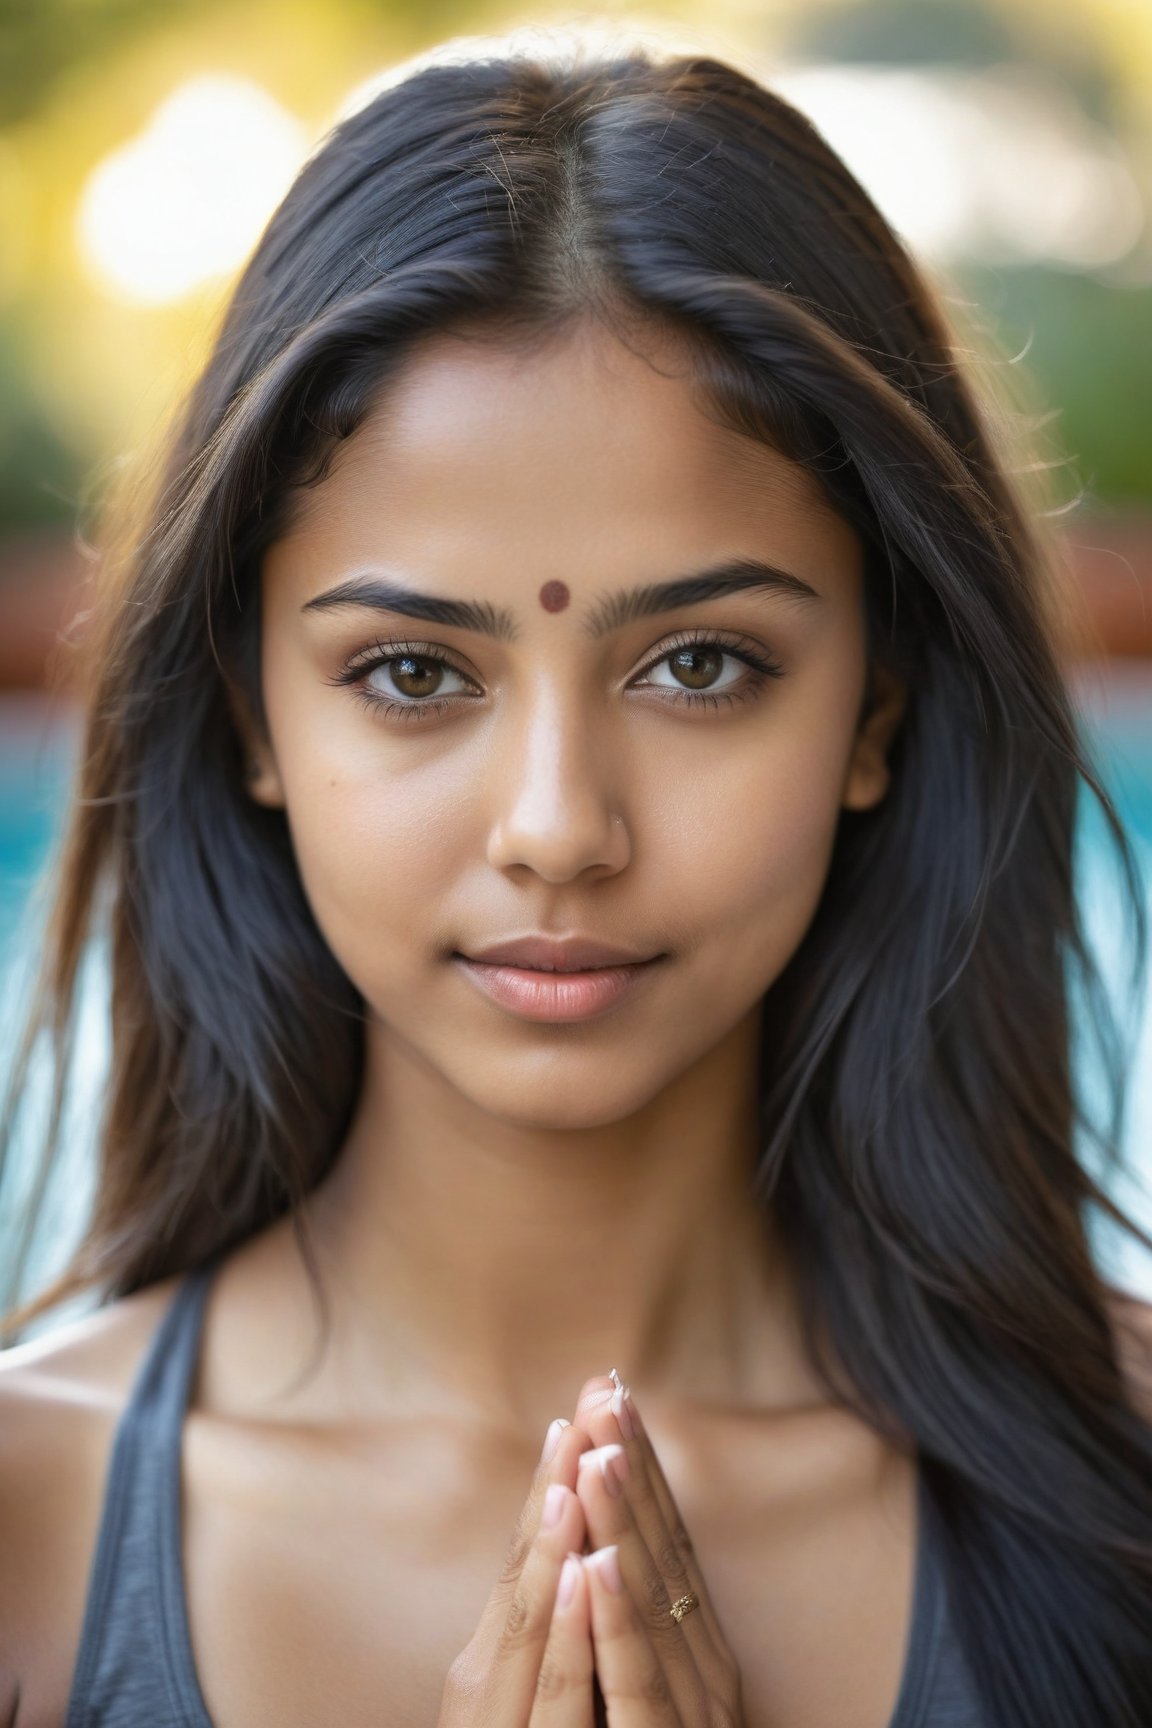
xmin=269 ymin=320 xmax=861 ymax=592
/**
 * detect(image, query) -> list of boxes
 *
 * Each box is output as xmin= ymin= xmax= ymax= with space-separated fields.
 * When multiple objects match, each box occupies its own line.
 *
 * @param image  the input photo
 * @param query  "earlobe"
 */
xmin=243 ymin=752 xmax=286 ymax=808
xmin=841 ymin=663 xmax=908 ymax=812
xmin=227 ymin=685 xmax=286 ymax=808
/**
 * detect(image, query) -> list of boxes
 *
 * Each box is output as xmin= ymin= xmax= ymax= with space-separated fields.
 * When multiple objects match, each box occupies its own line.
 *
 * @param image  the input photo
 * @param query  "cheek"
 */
xmin=265 ymin=697 xmax=474 ymax=984
xmin=681 ymin=660 xmax=865 ymax=985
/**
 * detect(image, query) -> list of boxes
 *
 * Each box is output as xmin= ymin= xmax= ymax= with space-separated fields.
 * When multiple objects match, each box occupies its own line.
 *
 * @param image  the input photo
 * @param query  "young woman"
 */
xmin=1 ymin=28 xmax=1151 ymax=1728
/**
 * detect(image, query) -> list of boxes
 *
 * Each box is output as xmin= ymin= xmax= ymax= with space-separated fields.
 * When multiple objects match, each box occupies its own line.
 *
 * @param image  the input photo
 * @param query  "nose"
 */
xmin=484 ymin=684 xmax=631 ymax=883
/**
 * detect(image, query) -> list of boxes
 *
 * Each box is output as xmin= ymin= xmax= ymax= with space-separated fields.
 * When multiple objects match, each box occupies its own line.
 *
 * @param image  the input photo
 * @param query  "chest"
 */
xmin=173 ymin=1415 xmax=921 ymax=1728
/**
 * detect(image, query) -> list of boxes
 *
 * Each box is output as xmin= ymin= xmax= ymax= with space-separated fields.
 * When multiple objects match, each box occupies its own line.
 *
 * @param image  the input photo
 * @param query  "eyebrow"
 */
xmin=299 ymin=556 xmax=822 ymax=642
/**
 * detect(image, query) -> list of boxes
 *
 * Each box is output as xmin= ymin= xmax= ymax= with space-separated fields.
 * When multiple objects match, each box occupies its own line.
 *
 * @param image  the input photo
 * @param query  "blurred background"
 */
xmin=1 ymin=0 xmax=1150 ymax=1324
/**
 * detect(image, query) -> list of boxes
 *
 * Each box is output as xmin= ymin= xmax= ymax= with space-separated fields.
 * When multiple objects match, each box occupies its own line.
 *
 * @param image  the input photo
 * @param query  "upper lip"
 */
xmin=459 ymin=935 xmax=662 ymax=971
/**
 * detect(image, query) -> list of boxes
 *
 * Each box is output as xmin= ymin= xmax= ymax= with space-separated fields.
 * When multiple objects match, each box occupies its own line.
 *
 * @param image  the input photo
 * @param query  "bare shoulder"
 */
xmin=0 ymin=1272 xmax=184 ymax=1405
xmin=1105 ymin=1287 xmax=1152 ymax=1424
xmin=0 ymin=1274 xmax=184 ymax=1723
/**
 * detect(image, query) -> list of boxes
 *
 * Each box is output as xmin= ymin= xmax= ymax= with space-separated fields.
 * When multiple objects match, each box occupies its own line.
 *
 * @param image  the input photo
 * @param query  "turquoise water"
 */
xmin=0 ymin=699 xmax=78 ymax=962
xmin=2 ymin=674 xmax=1150 ymax=1312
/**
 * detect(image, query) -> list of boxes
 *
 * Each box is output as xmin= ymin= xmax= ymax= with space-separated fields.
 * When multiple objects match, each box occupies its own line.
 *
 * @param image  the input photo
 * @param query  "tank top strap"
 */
xmin=891 ymin=1455 xmax=986 ymax=1727
xmin=64 ymin=1255 xmax=222 ymax=1728
xmin=886 ymin=1455 xmax=947 ymax=1727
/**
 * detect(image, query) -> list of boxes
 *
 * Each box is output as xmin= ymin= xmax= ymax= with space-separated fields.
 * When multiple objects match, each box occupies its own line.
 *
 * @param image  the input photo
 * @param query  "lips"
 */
xmin=453 ymin=945 xmax=663 ymax=1022
xmin=459 ymin=934 xmax=662 ymax=972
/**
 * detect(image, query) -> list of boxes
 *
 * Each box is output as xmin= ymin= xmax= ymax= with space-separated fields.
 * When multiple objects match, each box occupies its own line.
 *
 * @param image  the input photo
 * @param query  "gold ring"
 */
xmin=669 ymin=1592 xmax=699 ymax=1623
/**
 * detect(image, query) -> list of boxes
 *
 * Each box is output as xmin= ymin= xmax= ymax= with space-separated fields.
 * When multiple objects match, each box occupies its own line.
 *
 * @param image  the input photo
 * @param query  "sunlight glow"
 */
xmin=772 ymin=63 xmax=1146 ymax=272
xmin=75 ymin=74 xmax=309 ymax=306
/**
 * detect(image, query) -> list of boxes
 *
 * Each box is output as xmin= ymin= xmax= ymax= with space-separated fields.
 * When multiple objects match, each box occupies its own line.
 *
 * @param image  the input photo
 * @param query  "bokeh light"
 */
xmin=75 ymin=73 xmax=309 ymax=306
xmin=774 ymin=62 xmax=1146 ymax=271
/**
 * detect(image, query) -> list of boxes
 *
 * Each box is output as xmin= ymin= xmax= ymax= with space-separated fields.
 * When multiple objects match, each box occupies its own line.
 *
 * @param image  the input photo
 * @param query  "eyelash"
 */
xmin=326 ymin=628 xmax=786 ymax=723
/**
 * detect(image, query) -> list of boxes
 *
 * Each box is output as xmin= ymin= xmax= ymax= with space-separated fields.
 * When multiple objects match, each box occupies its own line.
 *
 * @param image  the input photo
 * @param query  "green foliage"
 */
xmin=0 ymin=0 xmax=206 ymax=126
xmin=0 ymin=320 xmax=82 ymax=529
xmin=0 ymin=0 xmax=477 ymax=126
xmin=958 ymin=265 xmax=1152 ymax=505
xmin=795 ymin=0 xmax=1021 ymax=68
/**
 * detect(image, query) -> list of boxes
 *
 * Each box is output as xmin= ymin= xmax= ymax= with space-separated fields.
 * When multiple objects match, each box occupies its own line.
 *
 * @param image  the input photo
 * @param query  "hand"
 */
xmin=570 ymin=1374 xmax=746 ymax=1727
xmin=435 ymin=1381 xmax=746 ymax=1727
xmin=437 ymin=1413 xmax=602 ymax=1726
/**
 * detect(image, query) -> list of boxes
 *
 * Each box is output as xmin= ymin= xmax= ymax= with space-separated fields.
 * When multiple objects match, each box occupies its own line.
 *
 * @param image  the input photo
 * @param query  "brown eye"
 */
xmin=633 ymin=630 xmax=785 ymax=714
xmin=326 ymin=639 xmax=477 ymax=721
xmin=329 ymin=628 xmax=783 ymax=725
xmin=386 ymin=654 xmax=447 ymax=700
xmin=667 ymin=646 xmax=725 ymax=690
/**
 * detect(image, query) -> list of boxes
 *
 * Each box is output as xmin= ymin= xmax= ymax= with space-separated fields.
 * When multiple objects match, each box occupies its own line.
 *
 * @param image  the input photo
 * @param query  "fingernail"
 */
xmin=540 ymin=1417 xmax=569 ymax=1466
xmin=557 ymin=1552 xmax=582 ymax=1608
xmin=586 ymin=1544 xmax=623 ymax=1593
xmin=542 ymin=1483 xmax=567 ymax=1528
xmin=611 ymin=1382 xmax=635 ymax=1439
xmin=579 ymin=1442 xmax=627 ymax=1496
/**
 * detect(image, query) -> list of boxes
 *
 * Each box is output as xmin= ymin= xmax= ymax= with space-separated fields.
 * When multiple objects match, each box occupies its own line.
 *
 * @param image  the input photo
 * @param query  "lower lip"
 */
xmin=453 ymin=956 xmax=663 ymax=1021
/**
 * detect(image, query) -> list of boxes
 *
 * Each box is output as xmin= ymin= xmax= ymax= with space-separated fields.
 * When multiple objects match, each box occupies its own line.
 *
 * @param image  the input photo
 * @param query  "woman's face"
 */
xmin=248 ymin=319 xmax=905 ymax=1127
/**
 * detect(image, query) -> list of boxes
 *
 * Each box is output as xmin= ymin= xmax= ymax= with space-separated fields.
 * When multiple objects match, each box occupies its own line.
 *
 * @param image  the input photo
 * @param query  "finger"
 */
xmin=528 ymin=1549 xmax=596 ymax=1728
xmin=574 ymin=1380 xmax=743 ymax=1722
xmin=574 ymin=1442 xmax=703 ymax=1701
xmin=572 ymin=1378 xmax=725 ymax=1653
xmin=440 ymin=1422 xmax=592 ymax=1726
xmin=469 ymin=1419 xmax=590 ymax=1651
xmin=584 ymin=1544 xmax=682 ymax=1726
xmin=611 ymin=1387 xmax=744 ymax=1718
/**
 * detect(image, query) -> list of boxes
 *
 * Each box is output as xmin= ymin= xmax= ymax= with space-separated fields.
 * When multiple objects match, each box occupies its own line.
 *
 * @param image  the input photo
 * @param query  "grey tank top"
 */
xmin=63 ymin=1256 xmax=987 ymax=1726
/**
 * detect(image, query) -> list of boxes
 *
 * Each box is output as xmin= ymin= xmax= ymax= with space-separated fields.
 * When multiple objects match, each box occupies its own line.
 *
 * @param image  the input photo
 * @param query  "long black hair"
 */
xmin=2 ymin=31 xmax=1151 ymax=1725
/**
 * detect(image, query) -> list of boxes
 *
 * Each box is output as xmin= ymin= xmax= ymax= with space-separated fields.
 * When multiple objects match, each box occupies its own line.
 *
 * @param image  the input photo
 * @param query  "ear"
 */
xmin=841 ymin=660 xmax=908 ymax=812
xmin=227 ymin=685 xmax=286 ymax=809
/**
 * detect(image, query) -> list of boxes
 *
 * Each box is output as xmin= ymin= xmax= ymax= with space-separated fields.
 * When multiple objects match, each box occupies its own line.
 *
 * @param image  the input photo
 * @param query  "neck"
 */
xmin=265 ymin=1006 xmax=824 ymax=1431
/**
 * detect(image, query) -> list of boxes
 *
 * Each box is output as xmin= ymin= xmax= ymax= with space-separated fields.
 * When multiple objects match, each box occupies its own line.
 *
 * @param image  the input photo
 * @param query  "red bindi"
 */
xmin=538 ymin=579 xmax=570 ymax=613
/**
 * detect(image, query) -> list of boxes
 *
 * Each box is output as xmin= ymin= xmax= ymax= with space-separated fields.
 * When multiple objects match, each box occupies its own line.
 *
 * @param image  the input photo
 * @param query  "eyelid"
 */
xmin=334 ymin=636 xmax=477 ymax=678
xmin=632 ymin=626 xmax=784 ymax=678
xmin=332 ymin=625 xmax=781 ymax=679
